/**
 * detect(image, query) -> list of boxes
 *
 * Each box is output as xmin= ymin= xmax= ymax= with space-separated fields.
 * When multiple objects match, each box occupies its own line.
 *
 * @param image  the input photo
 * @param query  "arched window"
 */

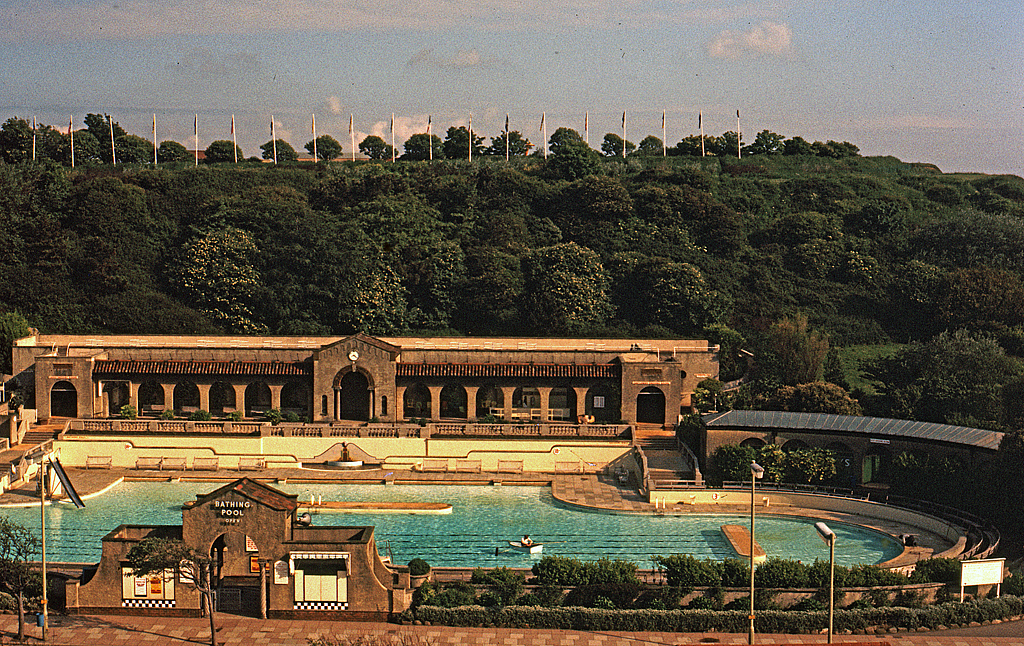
xmin=475 ymin=385 xmax=503 ymax=419
xmin=210 ymin=382 xmax=235 ymax=417
xmin=50 ymin=381 xmax=78 ymax=418
xmin=245 ymin=382 xmax=272 ymax=417
xmin=403 ymin=383 xmax=430 ymax=419
xmin=173 ymin=381 xmax=200 ymax=413
xmin=138 ymin=381 xmax=164 ymax=415
xmin=440 ymin=384 xmax=468 ymax=419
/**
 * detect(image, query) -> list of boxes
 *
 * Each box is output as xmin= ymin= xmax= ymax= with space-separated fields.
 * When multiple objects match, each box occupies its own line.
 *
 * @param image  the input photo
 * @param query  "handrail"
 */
xmin=720 ymin=480 xmax=999 ymax=560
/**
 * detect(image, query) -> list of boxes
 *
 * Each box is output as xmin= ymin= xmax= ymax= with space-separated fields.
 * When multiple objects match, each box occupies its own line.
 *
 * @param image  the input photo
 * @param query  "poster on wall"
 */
xmin=149 ymin=577 xmax=163 ymax=595
xmin=134 ymin=577 xmax=148 ymax=596
xmin=250 ymin=556 xmax=261 ymax=574
xmin=274 ymin=560 xmax=289 ymax=585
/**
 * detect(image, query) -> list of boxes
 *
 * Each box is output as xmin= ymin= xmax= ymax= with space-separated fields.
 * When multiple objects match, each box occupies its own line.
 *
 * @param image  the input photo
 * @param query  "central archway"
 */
xmin=338 ymin=371 xmax=370 ymax=421
xmin=636 ymin=386 xmax=666 ymax=424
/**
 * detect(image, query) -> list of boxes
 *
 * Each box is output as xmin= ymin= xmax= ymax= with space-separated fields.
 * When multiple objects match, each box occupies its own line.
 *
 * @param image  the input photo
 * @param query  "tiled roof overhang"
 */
xmin=93 ymin=360 xmax=312 ymax=377
xmin=396 ymin=363 xmax=617 ymax=379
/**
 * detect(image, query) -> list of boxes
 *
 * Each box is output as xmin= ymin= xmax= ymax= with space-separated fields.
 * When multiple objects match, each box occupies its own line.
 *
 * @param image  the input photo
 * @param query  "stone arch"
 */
xmin=209 ymin=530 xmax=262 ymax=616
xmin=440 ymin=384 xmax=467 ymax=419
xmin=138 ymin=381 xmax=164 ymax=415
xmin=338 ymin=371 xmax=371 ymax=421
xmin=403 ymin=383 xmax=430 ymax=419
xmin=548 ymin=386 xmax=576 ymax=421
xmin=475 ymin=384 xmax=504 ymax=419
xmin=281 ymin=381 xmax=310 ymax=418
xmin=782 ymin=438 xmax=811 ymax=453
xmin=636 ymin=386 xmax=666 ymax=424
xmin=828 ymin=441 xmax=856 ymax=487
xmin=513 ymin=387 xmax=540 ymax=411
xmin=740 ymin=437 xmax=766 ymax=449
xmin=50 ymin=380 xmax=77 ymax=418
xmin=173 ymin=381 xmax=200 ymax=413
xmin=102 ymin=381 xmax=129 ymax=416
xmin=210 ymin=381 xmax=236 ymax=417
xmin=585 ymin=384 xmax=620 ymax=423
xmin=245 ymin=382 xmax=272 ymax=417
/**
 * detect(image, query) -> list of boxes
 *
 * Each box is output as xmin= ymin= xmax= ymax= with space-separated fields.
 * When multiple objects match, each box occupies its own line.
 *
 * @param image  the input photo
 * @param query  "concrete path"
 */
xmin=2 ymin=613 xmax=1023 ymax=646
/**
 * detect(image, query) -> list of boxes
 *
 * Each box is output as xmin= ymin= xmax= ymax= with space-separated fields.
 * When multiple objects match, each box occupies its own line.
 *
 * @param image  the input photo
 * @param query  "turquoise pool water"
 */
xmin=2 ymin=482 xmax=902 ymax=568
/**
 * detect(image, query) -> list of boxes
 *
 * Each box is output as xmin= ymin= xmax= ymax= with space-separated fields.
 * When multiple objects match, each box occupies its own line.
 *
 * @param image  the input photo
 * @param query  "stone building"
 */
xmin=12 ymin=333 xmax=719 ymax=426
xmin=67 ymin=478 xmax=412 ymax=619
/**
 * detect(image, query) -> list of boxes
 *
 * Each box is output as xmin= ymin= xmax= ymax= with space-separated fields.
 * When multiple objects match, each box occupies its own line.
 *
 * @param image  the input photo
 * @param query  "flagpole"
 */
xmin=699 ymin=111 xmax=705 ymax=158
xmin=621 ymin=111 xmax=626 ymax=158
xmin=312 ymin=113 xmax=317 ymax=162
xmin=32 ymin=117 xmax=36 ymax=162
xmin=69 ymin=116 xmax=75 ymax=169
xmin=427 ymin=116 xmax=432 ymax=161
xmin=541 ymin=113 xmax=547 ymax=159
xmin=231 ymin=115 xmax=237 ymax=163
xmin=584 ymin=111 xmax=589 ymax=148
xmin=736 ymin=109 xmax=741 ymax=159
xmin=109 ymin=115 xmax=116 ymax=166
xmin=194 ymin=114 xmax=199 ymax=166
xmin=349 ymin=115 xmax=355 ymax=162
xmin=271 ymin=116 xmax=277 ymax=164
xmin=391 ymin=113 xmax=396 ymax=162
xmin=467 ymin=114 xmax=472 ymax=162
xmin=152 ymin=114 xmax=157 ymax=164
xmin=505 ymin=114 xmax=509 ymax=162
xmin=662 ymin=110 xmax=666 ymax=157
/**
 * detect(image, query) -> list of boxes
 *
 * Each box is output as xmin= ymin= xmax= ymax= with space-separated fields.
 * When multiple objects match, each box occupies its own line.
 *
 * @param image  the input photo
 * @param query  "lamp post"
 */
xmin=748 ymin=461 xmax=764 ymax=645
xmin=815 ymin=522 xmax=837 ymax=644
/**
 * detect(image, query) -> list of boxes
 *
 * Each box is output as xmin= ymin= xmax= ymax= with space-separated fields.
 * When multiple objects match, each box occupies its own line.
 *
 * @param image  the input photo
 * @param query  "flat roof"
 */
xmin=18 ymin=334 xmax=712 ymax=353
xmin=702 ymin=409 xmax=1004 ymax=451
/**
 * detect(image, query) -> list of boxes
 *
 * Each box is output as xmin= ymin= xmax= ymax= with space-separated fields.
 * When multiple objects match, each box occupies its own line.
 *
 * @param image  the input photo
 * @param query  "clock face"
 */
xmin=348 ymin=350 xmax=359 ymax=361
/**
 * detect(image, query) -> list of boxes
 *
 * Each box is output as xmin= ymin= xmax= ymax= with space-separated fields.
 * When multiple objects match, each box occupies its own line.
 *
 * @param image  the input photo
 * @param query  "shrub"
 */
xmin=188 ymin=409 xmax=211 ymax=421
xmin=118 ymin=404 xmax=138 ymax=420
xmin=263 ymin=408 xmax=282 ymax=425
xmin=407 ymin=558 xmax=430 ymax=576
xmin=654 ymin=554 xmax=721 ymax=587
xmin=517 ymin=583 xmax=563 ymax=607
xmin=227 ymin=410 xmax=243 ymax=421
xmin=754 ymin=558 xmax=808 ymax=589
xmin=789 ymin=597 xmax=825 ymax=611
xmin=720 ymin=558 xmax=750 ymax=587
xmin=909 ymin=557 xmax=960 ymax=584
xmin=283 ymin=411 xmax=300 ymax=423
xmin=686 ymin=595 xmax=719 ymax=610
xmin=159 ymin=409 xmax=175 ymax=420
xmin=532 ymin=556 xmax=638 ymax=587
xmin=471 ymin=567 xmax=525 ymax=604
xmin=563 ymin=581 xmax=642 ymax=609
xmin=1004 ymin=571 xmax=1024 ymax=596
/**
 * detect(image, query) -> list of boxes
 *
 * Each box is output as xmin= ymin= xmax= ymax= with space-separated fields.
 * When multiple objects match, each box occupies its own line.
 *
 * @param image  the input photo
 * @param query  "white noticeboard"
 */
xmin=960 ymin=558 xmax=1004 ymax=602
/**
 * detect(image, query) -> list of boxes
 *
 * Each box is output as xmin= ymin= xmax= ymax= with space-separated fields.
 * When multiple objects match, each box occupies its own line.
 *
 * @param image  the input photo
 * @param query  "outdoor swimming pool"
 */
xmin=2 ymin=481 xmax=903 ymax=568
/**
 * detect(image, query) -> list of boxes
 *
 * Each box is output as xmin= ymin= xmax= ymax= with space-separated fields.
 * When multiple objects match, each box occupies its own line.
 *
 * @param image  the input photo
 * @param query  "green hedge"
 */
xmin=414 ymin=595 xmax=1024 ymax=632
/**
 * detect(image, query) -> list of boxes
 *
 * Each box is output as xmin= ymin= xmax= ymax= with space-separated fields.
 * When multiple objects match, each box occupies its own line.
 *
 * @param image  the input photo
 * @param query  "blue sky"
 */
xmin=1 ymin=0 xmax=1021 ymax=174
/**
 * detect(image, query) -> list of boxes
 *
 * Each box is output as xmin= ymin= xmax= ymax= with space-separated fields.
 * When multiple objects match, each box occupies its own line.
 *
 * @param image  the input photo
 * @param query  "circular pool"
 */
xmin=4 ymin=481 xmax=902 ymax=567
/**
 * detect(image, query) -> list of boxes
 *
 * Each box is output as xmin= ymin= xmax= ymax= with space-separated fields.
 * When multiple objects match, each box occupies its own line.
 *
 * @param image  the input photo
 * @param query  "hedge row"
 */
xmin=414 ymin=595 xmax=1024 ymax=633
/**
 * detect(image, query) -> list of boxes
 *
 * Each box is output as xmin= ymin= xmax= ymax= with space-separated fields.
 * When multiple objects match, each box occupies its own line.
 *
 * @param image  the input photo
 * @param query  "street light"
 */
xmin=748 ymin=461 xmax=764 ymax=645
xmin=814 ymin=522 xmax=837 ymax=643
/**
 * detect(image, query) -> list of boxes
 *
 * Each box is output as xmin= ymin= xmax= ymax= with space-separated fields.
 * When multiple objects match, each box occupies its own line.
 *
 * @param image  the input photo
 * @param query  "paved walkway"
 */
xmin=3 ymin=613 xmax=1023 ymax=646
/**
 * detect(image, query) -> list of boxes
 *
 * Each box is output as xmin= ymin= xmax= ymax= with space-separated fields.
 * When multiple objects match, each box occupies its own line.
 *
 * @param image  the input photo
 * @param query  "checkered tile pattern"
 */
xmin=293 ymin=601 xmax=348 ymax=610
xmin=122 ymin=598 xmax=175 ymax=608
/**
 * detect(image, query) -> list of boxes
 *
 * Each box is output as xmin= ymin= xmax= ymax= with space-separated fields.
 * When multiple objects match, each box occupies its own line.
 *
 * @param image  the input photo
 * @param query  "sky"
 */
xmin=0 ymin=0 xmax=1021 ymax=175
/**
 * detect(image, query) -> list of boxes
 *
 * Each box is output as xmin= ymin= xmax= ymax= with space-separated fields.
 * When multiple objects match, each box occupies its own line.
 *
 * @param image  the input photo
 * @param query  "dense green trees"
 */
xmin=260 ymin=139 xmax=298 ymax=162
xmin=204 ymin=140 xmax=244 ymax=163
xmin=359 ymin=135 xmax=394 ymax=161
xmin=442 ymin=126 xmax=486 ymax=159
xmin=304 ymin=135 xmax=342 ymax=161
xmin=0 ymin=133 xmax=1022 ymax=439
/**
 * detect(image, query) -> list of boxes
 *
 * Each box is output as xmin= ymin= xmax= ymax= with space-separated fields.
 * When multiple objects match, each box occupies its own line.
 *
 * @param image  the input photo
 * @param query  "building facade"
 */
xmin=67 ymin=478 xmax=412 ymax=619
xmin=12 ymin=333 xmax=719 ymax=426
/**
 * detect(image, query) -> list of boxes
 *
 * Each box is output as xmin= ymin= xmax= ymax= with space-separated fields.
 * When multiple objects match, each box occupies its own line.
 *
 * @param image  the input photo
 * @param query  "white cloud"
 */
xmin=406 ymin=48 xmax=494 ymax=69
xmin=707 ymin=21 xmax=795 ymax=59
xmin=1 ymin=0 xmax=783 ymax=42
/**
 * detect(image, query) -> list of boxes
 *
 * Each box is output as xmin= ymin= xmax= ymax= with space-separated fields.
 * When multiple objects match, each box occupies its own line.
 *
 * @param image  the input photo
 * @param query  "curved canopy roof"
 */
xmin=702 ymin=410 xmax=1004 ymax=451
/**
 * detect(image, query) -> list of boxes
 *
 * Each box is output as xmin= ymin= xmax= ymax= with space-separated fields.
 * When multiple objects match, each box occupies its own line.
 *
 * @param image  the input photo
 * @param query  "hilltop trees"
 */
xmin=204 ymin=140 xmax=244 ymax=163
xmin=442 ymin=126 xmax=486 ymax=159
xmin=260 ymin=139 xmax=298 ymax=162
xmin=402 ymin=133 xmax=443 ymax=161
xmin=359 ymin=135 xmax=394 ymax=161
xmin=305 ymin=135 xmax=342 ymax=161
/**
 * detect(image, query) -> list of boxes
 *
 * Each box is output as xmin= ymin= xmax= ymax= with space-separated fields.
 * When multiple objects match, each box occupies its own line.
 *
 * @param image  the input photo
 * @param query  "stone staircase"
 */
xmin=0 ymin=422 xmax=64 ymax=491
xmin=633 ymin=424 xmax=695 ymax=482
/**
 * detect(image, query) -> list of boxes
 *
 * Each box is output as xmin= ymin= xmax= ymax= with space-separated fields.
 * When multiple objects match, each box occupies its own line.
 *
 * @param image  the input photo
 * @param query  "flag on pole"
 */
xmin=231 ymin=115 xmax=237 ymax=163
xmin=391 ymin=113 xmax=396 ymax=162
xmin=109 ymin=114 xmax=117 ymax=166
xmin=540 ymin=112 xmax=547 ymax=159
xmin=193 ymin=114 xmax=198 ymax=166
xmin=31 ymin=116 xmax=36 ymax=162
xmin=467 ymin=114 xmax=472 ymax=161
xmin=427 ymin=115 xmax=432 ymax=161
xmin=152 ymin=114 xmax=157 ymax=165
xmin=69 ymin=115 xmax=75 ymax=168
xmin=312 ymin=113 xmax=318 ymax=161
xmin=505 ymin=114 xmax=510 ymax=162
xmin=349 ymin=115 xmax=355 ymax=162
xmin=584 ymin=111 xmax=589 ymax=147
xmin=736 ymin=109 xmax=741 ymax=159
xmin=621 ymin=111 xmax=626 ymax=158
xmin=699 ymin=110 xmax=704 ymax=158
xmin=271 ymin=116 xmax=277 ymax=164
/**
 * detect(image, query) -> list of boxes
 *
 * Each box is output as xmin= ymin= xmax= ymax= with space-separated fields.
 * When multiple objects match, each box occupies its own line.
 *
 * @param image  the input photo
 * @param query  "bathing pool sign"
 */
xmin=960 ymin=558 xmax=1004 ymax=601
